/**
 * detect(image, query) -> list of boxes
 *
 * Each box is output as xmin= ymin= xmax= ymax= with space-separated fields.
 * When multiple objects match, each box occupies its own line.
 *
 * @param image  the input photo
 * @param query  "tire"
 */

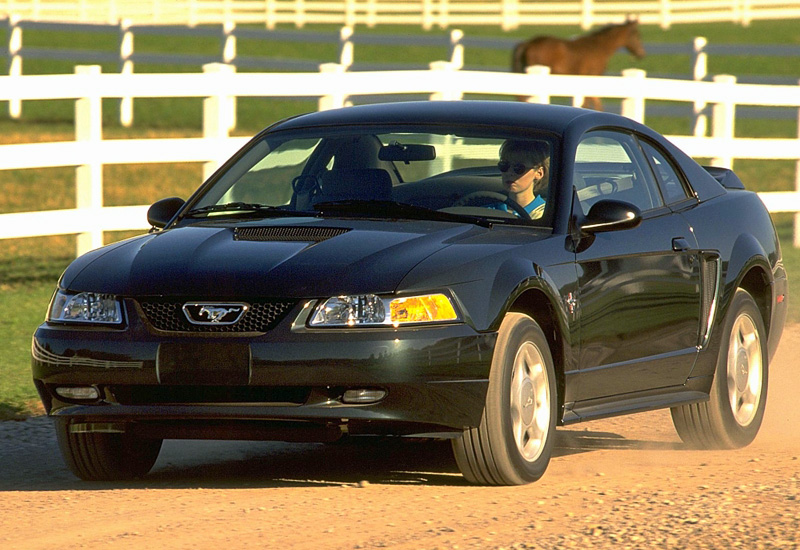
xmin=55 ymin=419 xmax=163 ymax=481
xmin=671 ymin=289 xmax=768 ymax=449
xmin=452 ymin=312 xmax=557 ymax=485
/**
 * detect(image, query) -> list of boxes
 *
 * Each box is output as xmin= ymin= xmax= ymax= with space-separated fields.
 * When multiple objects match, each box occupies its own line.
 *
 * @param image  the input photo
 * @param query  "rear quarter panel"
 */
xmin=680 ymin=188 xmax=786 ymax=378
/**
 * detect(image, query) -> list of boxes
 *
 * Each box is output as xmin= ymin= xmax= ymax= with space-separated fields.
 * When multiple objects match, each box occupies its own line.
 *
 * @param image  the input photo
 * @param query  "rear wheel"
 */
xmin=452 ymin=313 xmax=557 ymax=485
xmin=671 ymin=289 xmax=768 ymax=449
xmin=55 ymin=419 xmax=163 ymax=481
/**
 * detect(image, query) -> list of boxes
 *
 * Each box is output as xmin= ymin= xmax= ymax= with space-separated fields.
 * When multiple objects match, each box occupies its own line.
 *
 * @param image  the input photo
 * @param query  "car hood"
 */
xmin=60 ymin=218 xmax=494 ymax=298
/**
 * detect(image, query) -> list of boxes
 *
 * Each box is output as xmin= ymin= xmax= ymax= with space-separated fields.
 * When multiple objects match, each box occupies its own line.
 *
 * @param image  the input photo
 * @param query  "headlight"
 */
xmin=309 ymin=293 xmax=459 ymax=327
xmin=48 ymin=290 xmax=123 ymax=325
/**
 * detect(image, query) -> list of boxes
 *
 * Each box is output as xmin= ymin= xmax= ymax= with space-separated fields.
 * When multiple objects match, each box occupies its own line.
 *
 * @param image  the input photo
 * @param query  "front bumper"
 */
xmin=32 ymin=301 xmax=496 ymax=440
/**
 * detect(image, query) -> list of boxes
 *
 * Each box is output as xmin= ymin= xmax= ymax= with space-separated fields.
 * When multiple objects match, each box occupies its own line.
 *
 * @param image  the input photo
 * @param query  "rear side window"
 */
xmin=574 ymin=131 xmax=664 ymax=214
xmin=639 ymin=140 xmax=691 ymax=204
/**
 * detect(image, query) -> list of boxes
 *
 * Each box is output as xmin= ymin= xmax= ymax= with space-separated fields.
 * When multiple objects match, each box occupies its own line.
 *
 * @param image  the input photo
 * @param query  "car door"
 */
xmin=573 ymin=130 xmax=701 ymax=401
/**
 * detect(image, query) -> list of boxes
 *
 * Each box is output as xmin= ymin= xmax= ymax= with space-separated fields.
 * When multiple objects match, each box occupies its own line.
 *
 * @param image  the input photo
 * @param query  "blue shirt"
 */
xmin=490 ymin=195 xmax=545 ymax=216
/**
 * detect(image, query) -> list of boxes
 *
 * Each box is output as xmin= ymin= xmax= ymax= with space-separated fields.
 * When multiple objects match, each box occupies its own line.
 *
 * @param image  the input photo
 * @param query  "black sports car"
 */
xmin=33 ymin=101 xmax=787 ymax=485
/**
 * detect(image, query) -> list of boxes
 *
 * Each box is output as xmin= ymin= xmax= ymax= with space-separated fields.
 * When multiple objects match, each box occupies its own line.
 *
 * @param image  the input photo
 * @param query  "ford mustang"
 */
xmin=32 ymin=101 xmax=787 ymax=485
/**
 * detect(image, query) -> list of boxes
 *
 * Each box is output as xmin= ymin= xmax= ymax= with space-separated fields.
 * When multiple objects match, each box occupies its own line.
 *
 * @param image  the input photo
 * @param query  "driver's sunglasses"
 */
xmin=498 ymin=160 xmax=534 ymax=176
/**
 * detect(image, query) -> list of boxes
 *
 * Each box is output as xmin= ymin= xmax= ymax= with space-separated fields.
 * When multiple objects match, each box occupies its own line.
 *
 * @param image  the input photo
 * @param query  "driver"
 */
xmin=493 ymin=139 xmax=549 ymax=219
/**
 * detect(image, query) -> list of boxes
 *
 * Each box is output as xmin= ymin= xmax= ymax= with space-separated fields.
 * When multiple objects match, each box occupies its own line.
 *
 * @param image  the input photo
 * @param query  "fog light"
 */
xmin=55 ymin=386 xmax=100 ymax=400
xmin=342 ymin=388 xmax=386 ymax=404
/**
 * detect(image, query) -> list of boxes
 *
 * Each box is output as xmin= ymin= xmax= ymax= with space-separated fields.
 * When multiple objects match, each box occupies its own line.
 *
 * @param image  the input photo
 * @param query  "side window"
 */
xmin=639 ymin=140 xmax=691 ymax=204
xmin=575 ymin=131 xmax=664 ymax=214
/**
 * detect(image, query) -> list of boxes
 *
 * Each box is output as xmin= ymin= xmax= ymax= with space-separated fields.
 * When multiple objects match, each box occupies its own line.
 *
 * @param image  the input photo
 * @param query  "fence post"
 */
xmin=265 ymin=0 xmax=276 ymax=29
xmin=501 ymin=0 xmax=518 ymax=31
xmin=202 ymin=63 xmax=234 ymax=182
xmin=366 ymin=0 xmax=378 ymax=28
xmin=439 ymin=0 xmax=450 ymax=29
xmin=118 ymin=18 xmax=134 ymax=127
xmin=8 ymin=15 xmax=22 ymax=119
xmin=580 ymin=0 xmax=592 ymax=30
xmin=449 ymin=29 xmax=463 ymax=69
xmin=621 ymin=68 xmax=646 ymax=123
xmin=422 ymin=0 xmax=433 ymax=30
xmin=710 ymin=74 xmax=736 ymax=169
xmin=75 ymin=65 xmax=104 ymax=256
xmin=525 ymin=65 xmax=550 ymax=104
xmin=296 ymin=0 xmax=307 ymax=28
xmin=219 ymin=23 xmax=238 ymax=131
xmin=742 ymin=0 xmax=753 ymax=26
xmin=429 ymin=61 xmax=462 ymax=101
xmin=659 ymin=0 xmax=672 ymax=29
xmin=318 ymin=63 xmax=347 ymax=111
xmin=795 ymin=80 xmax=800 ymax=248
xmin=344 ymin=0 xmax=356 ymax=27
xmin=221 ymin=21 xmax=236 ymax=64
xmin=188 ymin=0 xmax=198 ymax=27
xmin=338 ymin=26 xmax=354 ymax=69
xmin=108 ymin=0 xmax=118 ymax=24
xmin=692 ymin=37 xmax=708 ymax=137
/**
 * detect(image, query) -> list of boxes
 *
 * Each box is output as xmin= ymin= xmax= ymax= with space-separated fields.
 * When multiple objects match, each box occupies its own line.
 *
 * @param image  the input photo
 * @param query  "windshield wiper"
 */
xmin=313 ymin=200 xmax=493 ymax=228
xmin=184 ymin=202 xmax=306 ymax=218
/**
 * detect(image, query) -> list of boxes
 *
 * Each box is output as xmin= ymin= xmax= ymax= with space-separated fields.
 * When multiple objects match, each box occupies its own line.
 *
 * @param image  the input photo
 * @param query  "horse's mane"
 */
xmin=585 ymin=20 xmax=635 ymax=39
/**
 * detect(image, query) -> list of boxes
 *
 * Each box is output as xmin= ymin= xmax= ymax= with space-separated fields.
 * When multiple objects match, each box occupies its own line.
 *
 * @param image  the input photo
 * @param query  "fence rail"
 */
xmin=2 ymin=0 xmax=800 ymax=29
xmin=7 ymin=17 xmax=800 ymax=77
xmin=1 ymin=63 xmax=799 ymax=255
xmin=5 ymin=17 xmax=800 ymax=126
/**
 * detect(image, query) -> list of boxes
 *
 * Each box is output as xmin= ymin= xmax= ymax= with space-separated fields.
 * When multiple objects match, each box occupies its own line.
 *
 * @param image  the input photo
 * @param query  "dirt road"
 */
xmin=2 ymin=328 xmax=798 ymax=550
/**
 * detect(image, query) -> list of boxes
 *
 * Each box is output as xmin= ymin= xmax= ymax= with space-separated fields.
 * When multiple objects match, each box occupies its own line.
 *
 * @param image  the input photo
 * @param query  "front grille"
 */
xmin=138 ymin=299 xmax=296 ymax=333
xmin=234 ymin=226 xmax=349 ymax=242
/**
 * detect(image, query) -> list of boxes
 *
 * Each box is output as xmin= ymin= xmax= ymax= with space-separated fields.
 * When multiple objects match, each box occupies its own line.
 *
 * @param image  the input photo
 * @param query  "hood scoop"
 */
xmin=234 ymin=226 xmax=351 ymax=243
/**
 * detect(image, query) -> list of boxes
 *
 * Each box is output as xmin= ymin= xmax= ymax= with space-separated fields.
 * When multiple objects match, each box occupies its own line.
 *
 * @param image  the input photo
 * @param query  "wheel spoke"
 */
xmin=727 ymin=314 xmax=762 ymax=427
xmin=510 ymin=341 xmax=550 ymax=462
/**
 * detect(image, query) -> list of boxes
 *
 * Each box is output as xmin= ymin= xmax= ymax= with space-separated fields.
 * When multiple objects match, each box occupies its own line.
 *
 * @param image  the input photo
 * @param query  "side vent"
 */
xmin=699 ymin=254 xmax=721 ymax=348
xmin=234 ymin=226 xmax=350 ymax=243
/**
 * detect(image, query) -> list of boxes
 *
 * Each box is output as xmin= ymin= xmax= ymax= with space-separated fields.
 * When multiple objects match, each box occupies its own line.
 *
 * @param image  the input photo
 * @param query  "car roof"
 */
xmin=268 ymin=100 xmax=622 ymax=135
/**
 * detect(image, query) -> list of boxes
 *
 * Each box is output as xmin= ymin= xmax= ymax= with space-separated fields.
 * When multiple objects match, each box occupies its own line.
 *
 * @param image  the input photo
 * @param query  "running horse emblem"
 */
xmin=511 ymin=17 xmax=646 ymax=111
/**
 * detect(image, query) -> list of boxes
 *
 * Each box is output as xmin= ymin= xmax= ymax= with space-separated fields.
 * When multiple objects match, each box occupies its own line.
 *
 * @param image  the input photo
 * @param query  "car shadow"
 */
xmin=0 ymin=421 xmax=683 ymax=491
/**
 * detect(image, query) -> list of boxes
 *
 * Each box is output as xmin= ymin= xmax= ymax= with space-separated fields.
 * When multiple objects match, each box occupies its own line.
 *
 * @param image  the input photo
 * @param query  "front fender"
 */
xmin=488 ymin=256 xmax=573 ymax=335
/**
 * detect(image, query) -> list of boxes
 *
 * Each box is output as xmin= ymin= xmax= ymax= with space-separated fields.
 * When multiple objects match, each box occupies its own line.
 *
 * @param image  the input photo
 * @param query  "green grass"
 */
xmin=1 ymin=19 xmax=799 ymax=419
xmin=0 ymin=268 xmax=65 ymax=419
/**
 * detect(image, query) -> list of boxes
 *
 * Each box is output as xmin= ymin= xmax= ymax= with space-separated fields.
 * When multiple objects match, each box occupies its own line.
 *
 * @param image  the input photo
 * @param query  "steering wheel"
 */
xmin=454 ymin=191 xmax=531 ymax=220
xmin=292 ymin=174 xmax=320 ymax=194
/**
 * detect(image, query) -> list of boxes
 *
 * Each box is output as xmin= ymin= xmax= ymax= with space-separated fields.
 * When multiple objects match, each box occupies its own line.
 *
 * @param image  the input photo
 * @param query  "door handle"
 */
xmin=672 ymin=237 xmax=691 ymax=252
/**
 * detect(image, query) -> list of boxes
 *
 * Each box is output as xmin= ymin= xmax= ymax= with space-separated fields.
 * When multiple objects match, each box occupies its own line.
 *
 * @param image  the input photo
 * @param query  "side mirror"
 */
xmin=147 ymin=197 xmax=185 ymax=229
xmin=579 ymin=199 xmax=641 ymax=233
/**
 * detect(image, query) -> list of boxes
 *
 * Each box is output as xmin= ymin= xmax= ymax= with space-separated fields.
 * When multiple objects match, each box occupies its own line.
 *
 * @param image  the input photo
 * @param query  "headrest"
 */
xmin=317 ymin=169 xmax=393 ymax=202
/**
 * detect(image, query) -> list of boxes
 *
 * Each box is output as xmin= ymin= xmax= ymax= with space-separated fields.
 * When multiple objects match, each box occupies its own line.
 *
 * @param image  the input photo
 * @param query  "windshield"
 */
xmin=188 ymin=128 xmax=556 ymax=226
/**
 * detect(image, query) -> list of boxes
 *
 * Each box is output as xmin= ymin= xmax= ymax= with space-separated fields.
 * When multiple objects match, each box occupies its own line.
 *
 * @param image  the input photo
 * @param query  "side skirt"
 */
xmin=561 ymin=375 xmax=713 ymax=425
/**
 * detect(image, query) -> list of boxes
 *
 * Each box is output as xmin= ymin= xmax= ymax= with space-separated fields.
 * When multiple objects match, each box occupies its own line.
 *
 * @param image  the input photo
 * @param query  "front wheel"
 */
xmin=671 ymin=289 xmax=768 ymax=449
xmin=452 ymin=313 xmax=557 ymax=485
xmin=55 ymin=419 xmax=163 ymax=481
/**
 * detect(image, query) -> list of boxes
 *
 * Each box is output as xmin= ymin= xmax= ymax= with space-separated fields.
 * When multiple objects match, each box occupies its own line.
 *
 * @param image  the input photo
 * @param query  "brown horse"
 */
xmin=511 ymin=18 xmax=646 ymax=110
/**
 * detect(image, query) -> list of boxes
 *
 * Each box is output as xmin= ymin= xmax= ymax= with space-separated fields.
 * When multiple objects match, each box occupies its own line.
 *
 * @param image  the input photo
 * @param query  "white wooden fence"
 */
xmin=1 ymin=63 xmax=799 ymax=256
xmin=7 ymin=17 xmax=798 ymax=128
xmin=2 ymin=0 xmax=800 ymax=29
